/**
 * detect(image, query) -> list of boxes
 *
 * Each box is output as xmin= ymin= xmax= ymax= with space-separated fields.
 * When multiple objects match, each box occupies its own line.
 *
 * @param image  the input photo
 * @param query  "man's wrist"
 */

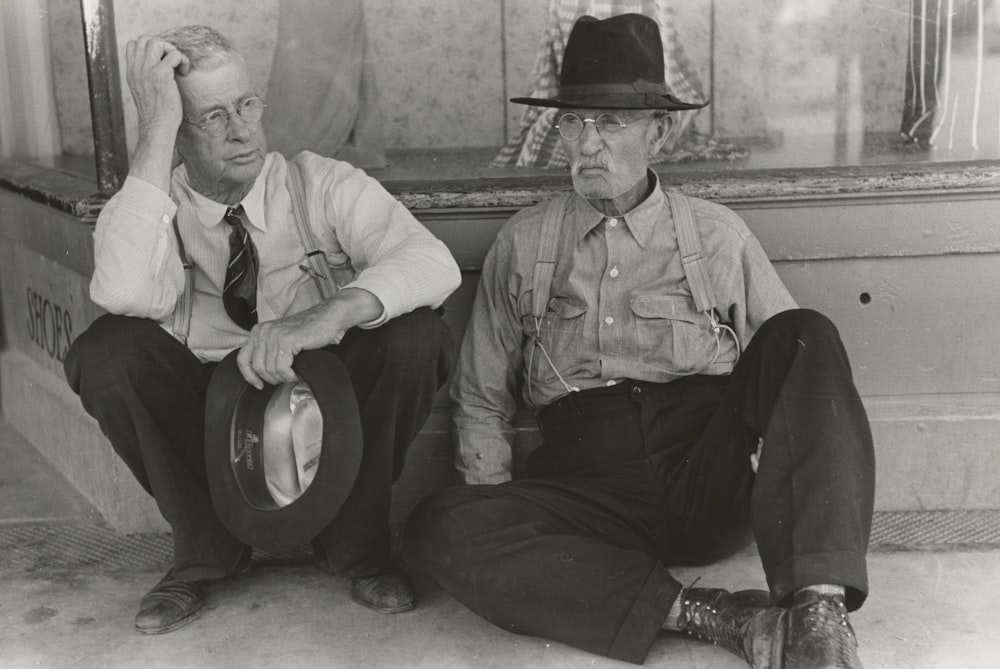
xmin=325 ymin=288 xmax=384 ymax=332
xmin=128 ymin=131 xmax=177 ymax=194
xmin=135 ymin=118 xmax=180 ymax=150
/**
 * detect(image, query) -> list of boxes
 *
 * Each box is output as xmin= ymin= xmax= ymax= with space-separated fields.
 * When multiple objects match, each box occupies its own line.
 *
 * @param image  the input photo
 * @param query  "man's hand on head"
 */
xmin=125 ymin=36 xmax=191 ymax=136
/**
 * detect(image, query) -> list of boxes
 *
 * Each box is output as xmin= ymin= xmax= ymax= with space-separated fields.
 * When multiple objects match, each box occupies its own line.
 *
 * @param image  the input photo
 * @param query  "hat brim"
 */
xmin=205 ymin=349 xmax=363 ymax=553
xmin=510 ymin=92 xmax=708 ymax=111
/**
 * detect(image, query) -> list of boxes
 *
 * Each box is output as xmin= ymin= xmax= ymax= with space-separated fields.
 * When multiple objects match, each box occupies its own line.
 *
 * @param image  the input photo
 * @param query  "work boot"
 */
xmin=677 ymin=587 xmax=786 ymax=669
xmin=784 ymin=589 xmax=862 ymax=668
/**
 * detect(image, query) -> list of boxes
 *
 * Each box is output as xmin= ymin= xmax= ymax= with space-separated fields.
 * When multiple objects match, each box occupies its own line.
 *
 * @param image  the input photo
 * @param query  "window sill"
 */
xmin=3 ymin=147 xmax=1000 ymax=222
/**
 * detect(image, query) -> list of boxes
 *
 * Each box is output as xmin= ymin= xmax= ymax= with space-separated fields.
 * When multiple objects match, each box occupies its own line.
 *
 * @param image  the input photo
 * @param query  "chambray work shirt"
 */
xmin=452 ymin=175 xmax=797 ymax=484
xmin=91 ymin=151 xmax=460 ymax=361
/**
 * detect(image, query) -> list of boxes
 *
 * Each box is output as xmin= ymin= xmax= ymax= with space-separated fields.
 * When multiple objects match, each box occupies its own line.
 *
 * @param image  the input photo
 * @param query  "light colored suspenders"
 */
xmin=663 ymin=191 xmax=718 ymax=317
xmin=530 ymin=190 xmax=718 ymax=320
xmin=169 ymin=160 xmax=339 ymax=344
xmin=284 ymin=160 xmax=340 ymax=301
xmin=526 ymin=189 xmax=722 ymax=400
xmin=170 ymin=217 xmax=194 ymax=344
xmin=530 ymin=193 xmax=571 ymax=319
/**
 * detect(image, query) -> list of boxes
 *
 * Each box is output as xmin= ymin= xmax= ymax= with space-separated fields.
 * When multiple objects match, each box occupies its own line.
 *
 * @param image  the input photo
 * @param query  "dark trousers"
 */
xmin=404 ymin=309 xmax=875 ymax=665
xmin=65 ymin=307 xmax=452 ymax=582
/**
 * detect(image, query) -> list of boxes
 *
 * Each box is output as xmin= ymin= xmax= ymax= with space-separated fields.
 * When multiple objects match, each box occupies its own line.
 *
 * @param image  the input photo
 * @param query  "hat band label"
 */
xmin=231 ymin=385 xmax=280 ymax=510
xmin=234 ymin=427 xmax=260 ymax=471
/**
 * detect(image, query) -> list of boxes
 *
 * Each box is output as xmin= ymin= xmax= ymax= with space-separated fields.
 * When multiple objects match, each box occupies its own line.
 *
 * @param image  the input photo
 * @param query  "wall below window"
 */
xmin=2 ymin=157 xmax=999 ymax=532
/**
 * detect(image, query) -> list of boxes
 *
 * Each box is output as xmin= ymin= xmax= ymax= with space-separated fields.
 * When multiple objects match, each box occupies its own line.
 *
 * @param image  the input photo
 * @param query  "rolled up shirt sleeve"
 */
xmin=299 ymin=153 xmax=460 ymax=324
xmin=90 ymin=176 xmax=186 ymax=320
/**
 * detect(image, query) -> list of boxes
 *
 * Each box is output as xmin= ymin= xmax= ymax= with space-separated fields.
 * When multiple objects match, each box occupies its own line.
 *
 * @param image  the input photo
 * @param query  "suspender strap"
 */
xmin=531 ymin=194 xmax=570 ymax=318
xmin=665 ymin=191 xmax=717 ymax=315
xmin=169 ymin=160 xmax=339 ymax=345
xmin=170 ymin=216 xmax=193 ymax=344
xmin=533 ymin=192 xmax=717 ymax=316
xmin=286 ymin=160 xmax=338 ymax=300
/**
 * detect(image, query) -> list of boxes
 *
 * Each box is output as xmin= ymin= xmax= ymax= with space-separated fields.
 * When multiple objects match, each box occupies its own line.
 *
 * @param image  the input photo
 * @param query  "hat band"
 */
xmin=558 ymin=79 xmax=670 ymax=97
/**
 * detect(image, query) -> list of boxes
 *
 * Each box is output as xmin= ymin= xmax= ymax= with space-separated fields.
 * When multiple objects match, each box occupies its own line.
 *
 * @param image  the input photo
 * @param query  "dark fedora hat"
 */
xmin=205 ymin=348 xmax=363 ymax=552
xmin=511 ymin=13 xmax=708 ymax=111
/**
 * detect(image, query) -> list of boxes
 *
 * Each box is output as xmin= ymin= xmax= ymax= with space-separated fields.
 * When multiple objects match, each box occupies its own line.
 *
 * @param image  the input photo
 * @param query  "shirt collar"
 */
xmin=178 ymin=153 xmax=271 ymax=232
xmin=573 ymin=170 xmax=665 ymax=249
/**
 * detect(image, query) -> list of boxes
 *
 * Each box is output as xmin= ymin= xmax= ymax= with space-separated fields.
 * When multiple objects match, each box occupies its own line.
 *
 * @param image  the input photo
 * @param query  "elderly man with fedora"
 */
xmin=404 ymin=13 xmax=873 ymax=669
xmin=64 ymin=25 xmax=459 ymax=634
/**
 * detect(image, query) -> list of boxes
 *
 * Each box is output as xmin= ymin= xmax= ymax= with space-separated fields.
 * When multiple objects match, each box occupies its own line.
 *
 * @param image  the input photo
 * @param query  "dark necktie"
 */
xmin=222 ymin=205 xmax=258 ymax=330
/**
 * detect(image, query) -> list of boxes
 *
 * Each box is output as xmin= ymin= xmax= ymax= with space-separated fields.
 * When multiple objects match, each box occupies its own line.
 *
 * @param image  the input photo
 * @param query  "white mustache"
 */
xmin=571 ymin=154 xmax=616 ymax=175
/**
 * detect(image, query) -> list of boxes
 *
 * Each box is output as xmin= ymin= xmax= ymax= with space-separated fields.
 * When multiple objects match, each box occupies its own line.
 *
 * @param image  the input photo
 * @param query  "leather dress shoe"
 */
xmin=677 ymin=587 xmax=786 ymax=669
xmin=784 ymin=589 xmax=862 ymax=668
xmin=349 ymin=571 xmax=414 ymax=614
xmin=133 ymin=548 xmax=251 ymax=635
xmin=134 ymin=574 xmax=206 ymax=635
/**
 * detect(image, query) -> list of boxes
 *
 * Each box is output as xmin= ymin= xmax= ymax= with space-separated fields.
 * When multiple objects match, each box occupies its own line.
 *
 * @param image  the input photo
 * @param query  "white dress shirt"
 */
xmin=90 ymin=150 xmax=460 ymax=361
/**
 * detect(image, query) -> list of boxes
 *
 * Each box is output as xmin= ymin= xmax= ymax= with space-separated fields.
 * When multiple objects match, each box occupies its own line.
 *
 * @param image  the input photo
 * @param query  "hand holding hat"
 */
xmin=205 ymin=348 xmax=363 ymax=552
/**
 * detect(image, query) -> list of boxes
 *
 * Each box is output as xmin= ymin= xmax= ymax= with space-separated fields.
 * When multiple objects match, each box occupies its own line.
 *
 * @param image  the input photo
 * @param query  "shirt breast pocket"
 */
xmin=629 ymin=295 xmax=716 ymax=374
xmin=544 ymin=296 xmax=587 ymax=331
xmin=521 ymin=295 xmax=587 ymax=383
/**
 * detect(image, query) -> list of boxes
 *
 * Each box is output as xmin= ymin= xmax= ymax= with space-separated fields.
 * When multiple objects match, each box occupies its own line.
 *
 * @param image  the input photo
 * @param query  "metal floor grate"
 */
xmin=0 ymin=525 xmax=314 ymax=572
xmin=1 ymin=510 xmax=998 ymax=572
xmin=869 ymin=509 xmax=1000 ymax=549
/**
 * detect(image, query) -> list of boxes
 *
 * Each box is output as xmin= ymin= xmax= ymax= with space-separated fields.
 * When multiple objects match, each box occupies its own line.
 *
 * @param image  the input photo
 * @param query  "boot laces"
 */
xmin=678 ymin=588 xmax=747 ymax=657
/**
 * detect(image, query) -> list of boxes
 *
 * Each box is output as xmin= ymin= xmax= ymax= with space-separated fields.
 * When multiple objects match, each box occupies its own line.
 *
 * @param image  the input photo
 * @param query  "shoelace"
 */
xmin=790 ymin=593 xmax=859 ymax=666
xmin=678 ymin=589 xmax=745 ymax=656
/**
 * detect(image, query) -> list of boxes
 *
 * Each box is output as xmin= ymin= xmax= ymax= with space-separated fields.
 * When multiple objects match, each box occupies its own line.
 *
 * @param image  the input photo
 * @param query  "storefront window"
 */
xmin=14 ymin=0 xmax=1000 ymax=187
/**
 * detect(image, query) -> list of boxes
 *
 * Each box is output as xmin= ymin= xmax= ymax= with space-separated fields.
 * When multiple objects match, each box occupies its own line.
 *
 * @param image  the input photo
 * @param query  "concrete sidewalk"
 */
xmin=2 ymin=420 xmax=999 ymax=669
xmin=2 ymin=550 xmax=1000 ymax=668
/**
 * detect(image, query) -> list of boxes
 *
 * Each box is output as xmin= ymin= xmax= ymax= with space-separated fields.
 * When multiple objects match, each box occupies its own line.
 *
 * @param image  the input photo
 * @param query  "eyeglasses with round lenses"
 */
xmin=555 ymin=112 xmax=636 ymax=141
xmin=187 ymin=96 xmax=266 ymax=137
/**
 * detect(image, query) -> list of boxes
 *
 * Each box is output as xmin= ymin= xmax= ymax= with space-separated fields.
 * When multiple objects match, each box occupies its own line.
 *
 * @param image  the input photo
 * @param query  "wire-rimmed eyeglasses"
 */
xmin=185 ymin=96 xmax=266 ymax=137
xmin=554 ymin=112 xmax=647 ymax=141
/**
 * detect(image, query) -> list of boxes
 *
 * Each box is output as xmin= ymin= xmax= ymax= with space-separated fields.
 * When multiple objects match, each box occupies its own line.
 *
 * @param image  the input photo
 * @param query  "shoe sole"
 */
xmin=349 ymin=592 xmax=414 ymax=614
xmin=134 ymin=602 xmax=206 ymax=635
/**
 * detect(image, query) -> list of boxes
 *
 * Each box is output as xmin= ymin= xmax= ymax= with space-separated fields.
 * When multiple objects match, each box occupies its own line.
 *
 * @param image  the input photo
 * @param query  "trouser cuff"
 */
xmin=607 ymin=562 xmax=682 ymax=664
xmin=769 ymin=549 xmax=869 ymax=611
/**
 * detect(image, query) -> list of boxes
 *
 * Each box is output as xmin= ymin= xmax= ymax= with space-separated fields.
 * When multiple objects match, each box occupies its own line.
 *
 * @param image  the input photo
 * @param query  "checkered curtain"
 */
xmin=492 ymin=0 xmax=707 ymax=168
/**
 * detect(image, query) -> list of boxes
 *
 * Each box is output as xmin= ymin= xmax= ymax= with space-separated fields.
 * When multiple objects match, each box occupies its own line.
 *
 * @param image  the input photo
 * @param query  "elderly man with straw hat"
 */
xmin=405 ymin=13 xmax=872 ymax=669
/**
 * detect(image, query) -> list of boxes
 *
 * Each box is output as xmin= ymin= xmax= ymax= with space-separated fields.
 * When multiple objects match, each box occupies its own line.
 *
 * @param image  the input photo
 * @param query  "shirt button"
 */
xmin=609 ymin=267 xmax=620 ymax=278
xmin=608 ymin=218 xmax=618 ymax=228
xmin=604 ymin=316 xmax=614 ymax=325
xmin=162 ymin=215 xmax=171 ymax=223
